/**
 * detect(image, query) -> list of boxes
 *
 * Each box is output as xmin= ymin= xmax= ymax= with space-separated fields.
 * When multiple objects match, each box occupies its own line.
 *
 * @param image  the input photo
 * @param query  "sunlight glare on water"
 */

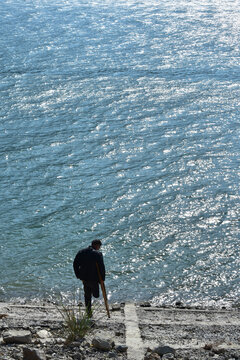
xmin=0 ymin=0 xmax=239 ymax=307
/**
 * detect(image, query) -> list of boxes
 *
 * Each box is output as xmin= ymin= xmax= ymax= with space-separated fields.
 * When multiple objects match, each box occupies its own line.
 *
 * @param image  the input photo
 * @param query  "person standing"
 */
xmin=73 ymin=239 xmax=105 ymax=316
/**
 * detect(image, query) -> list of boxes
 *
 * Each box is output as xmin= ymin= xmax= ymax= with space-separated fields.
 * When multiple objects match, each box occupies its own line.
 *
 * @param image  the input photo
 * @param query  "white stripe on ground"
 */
xmin=124 ymin=303 xmax=144 ymax=360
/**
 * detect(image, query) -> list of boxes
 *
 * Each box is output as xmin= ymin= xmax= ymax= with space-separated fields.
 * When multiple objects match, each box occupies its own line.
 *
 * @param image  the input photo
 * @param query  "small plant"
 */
xmin=56 ymin=290 xmax=94 ymax=342
xmin=58 ymin=302 xmax=92 ymax=342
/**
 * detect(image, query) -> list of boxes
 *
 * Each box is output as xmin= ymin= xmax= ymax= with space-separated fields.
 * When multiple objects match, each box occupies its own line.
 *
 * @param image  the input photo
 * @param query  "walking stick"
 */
xmin=96 ymin=263 xmax=110 ymax=318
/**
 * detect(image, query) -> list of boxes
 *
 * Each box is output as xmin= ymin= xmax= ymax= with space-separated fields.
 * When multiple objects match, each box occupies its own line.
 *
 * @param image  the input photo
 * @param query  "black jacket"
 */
xmin=73 ymin=246 xmax=105 ymax=282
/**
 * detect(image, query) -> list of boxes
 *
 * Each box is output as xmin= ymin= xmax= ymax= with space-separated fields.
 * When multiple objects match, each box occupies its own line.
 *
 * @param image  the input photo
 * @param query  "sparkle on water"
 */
xmin=0 ymin=0 xmax=239 ymax=308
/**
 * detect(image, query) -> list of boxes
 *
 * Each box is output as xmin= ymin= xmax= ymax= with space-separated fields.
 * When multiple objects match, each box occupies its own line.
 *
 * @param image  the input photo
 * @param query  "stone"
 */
xmin=3 ymin=330 xmax=32 ymax=344
xmin=152 ymin=345 xmax=176 ymax=356
xmin=36 ymin=329 xmax=53 ymax=344
xmin=144 ymin=353 xmax=161 ymax=360
xmin=72 ymin=353 xmax=83 ymax=360
xmin=204 ymin=343 xmax=213 ymax=350
xmin=55 ymin=337 xmax=65 ymax=344
xmin=140 ymin=302 xmax=151 ymax=307
xmin=81 ymin=339 xmax=91 ymax=347
xmin=23 ymin=347 xmax=46 ymax=360
xmin=108 ymin=351 xmax=117 ymax=358
xmin=0 ymin=314 xmax=8 ymax=319
xmin=162 ymin=353 xmax=175 ymax=359
xmin=111 ymin=304 xmax=121 ymax=311
xmin=212 ymin=347 xmax=225 ymax=354
xmin=92 ymin=336 xmax=114 ymax=351
xmin=175 ymin=301 xmax=183 ymax=306
xmin=115 ymin=331 xmax=123 ymax=336
xmin=175 ymin=301 xmax=186 ymax=308
xmin=36 ymin=330 xmax=52 ymax=339
xmin=115 ymin=344 xmax=128 ymax=353
xmin=68 ymin=340 xmax=82 ymax=348
xmin=13 ymin=352 xmax=22 ymax=360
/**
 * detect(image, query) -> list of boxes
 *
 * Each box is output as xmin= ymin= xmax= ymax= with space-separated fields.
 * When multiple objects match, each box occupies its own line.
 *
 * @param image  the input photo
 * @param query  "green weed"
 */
xmin=58 ymin=302 xmax=92 ymax=342
xmin=56 ymin=290 xmax=93 ymax=342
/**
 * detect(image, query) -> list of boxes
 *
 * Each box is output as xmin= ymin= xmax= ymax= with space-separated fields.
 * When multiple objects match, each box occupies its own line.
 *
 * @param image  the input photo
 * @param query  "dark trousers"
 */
xmin=83 ymin=281 xmax=99 ymax=311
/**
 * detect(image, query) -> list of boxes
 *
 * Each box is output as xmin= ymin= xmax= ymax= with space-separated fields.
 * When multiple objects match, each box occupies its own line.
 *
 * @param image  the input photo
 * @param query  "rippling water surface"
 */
xmin=0 ymin=0 xmax=239 ymax=307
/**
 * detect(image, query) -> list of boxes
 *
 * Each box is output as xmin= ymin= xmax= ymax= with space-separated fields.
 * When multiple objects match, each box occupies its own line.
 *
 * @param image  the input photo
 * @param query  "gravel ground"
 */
xmin=0 ymin=301 xmax=239 ymax=360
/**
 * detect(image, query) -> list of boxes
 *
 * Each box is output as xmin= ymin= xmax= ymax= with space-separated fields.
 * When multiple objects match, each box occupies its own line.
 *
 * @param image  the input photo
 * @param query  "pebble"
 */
xmin=108 ymin=351 xmax=117 ymax=358
xmin=115 ymin=331 xmax=123 ymax=336
xmin=72 ymin=353 xmax=83 ymax=360
xmin=144 ymin=353 xmax=161 ymax=360
xmin=115 ymin=344 xmax=128 ymax=353
xmin=111 ymin=304 xmax=121 ymax=311
xmin=162 ymin=354 xmax=175 ymax=359
xmin=36 ymin=330 xmax=52 ymax=339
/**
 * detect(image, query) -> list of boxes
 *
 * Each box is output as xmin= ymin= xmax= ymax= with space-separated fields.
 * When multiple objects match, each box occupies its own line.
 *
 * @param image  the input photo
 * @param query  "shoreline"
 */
xmin=1 ymin=294 xmax=238 ymax=310
xmin=1 ymin=300 xmax=240 ymax=360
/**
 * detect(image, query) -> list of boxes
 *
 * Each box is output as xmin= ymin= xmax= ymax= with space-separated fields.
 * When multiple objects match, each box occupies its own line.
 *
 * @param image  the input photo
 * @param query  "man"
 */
xmin=73 ymin=239 xmax=105 ymax=316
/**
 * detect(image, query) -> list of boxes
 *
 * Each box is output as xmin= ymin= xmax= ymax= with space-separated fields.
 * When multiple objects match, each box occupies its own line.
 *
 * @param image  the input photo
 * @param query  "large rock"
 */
xmin=92 ymin=335 xmax=114 ymax=351
xmin=152 ymin=345 xmax=175 ymax=356
xmin=3 ymin=330 xmax=32 ymax=344
xmin=23 ymin=347 xmax=46 ymax=360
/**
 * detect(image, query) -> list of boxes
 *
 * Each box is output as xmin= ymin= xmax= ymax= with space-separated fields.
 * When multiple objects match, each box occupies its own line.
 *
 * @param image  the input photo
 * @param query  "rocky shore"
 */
xmin=0 ymin=301 xmax=239 ymax=360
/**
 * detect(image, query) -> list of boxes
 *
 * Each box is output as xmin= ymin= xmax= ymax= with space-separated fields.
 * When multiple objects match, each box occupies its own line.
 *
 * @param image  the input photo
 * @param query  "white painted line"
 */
xmin=124 ymin=303 xmax=144 ymax=360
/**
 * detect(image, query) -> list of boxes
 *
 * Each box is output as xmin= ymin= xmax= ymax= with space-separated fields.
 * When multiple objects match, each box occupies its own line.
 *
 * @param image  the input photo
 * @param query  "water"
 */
xmin=0 ymin=0 xmax=239 ymax=308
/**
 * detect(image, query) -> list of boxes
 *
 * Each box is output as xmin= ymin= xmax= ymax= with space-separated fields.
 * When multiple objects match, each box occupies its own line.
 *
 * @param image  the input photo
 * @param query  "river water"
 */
xmin=0 ymin=0 xmax=239 ymax=307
